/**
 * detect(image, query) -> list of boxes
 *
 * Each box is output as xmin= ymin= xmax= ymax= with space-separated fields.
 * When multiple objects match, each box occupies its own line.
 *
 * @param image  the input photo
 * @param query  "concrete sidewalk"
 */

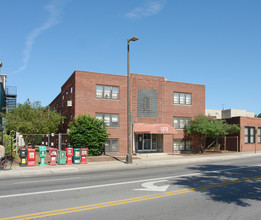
xmin=1 ymin=151 xmax=261 ymax=179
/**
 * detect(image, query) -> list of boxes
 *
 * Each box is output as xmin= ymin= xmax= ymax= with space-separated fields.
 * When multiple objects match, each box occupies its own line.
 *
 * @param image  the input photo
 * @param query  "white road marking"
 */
xmin=13 ymin=177 xmax=82 ymax=184
xmin=1 ymin=165 xmax=260 ymax=199
xmin=135 ymin=180 xmax=170 ymax=192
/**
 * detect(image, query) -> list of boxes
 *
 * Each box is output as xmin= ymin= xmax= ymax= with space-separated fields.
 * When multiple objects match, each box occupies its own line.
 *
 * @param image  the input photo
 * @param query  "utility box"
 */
xmin=19 ymin=148 xmax=27 ymax=167
xmin=39 ymin=146 xmax=47 ymax=166
xmin=27 ymin=149 xmax=36 ymax=166
xmin=49 ymin=148 xmax=58 ymax=166
xmin=80 ymin=148 xmax=88 ymax=164
xmin=57 ymin=150 xmax=67 ymax=165
xmin=73 ymin=148 xmax=81 ymax=164
xmin=65 ymin=147 xmax=73 ymax=165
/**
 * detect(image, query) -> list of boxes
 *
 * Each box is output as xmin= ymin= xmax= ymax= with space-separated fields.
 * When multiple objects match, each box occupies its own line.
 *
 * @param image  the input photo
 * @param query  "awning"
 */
xmin=134 ymin=123 xmax=177 ymax=135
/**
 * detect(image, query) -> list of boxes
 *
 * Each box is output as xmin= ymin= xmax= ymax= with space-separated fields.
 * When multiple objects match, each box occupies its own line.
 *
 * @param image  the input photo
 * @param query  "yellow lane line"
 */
xmin=2 ymin=175 xmax=261 ymax=220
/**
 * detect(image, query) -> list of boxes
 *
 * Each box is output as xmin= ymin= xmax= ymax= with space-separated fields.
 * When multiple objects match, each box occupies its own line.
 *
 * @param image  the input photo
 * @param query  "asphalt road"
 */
xmin=1 ymin=157 xmax=261 ymax=220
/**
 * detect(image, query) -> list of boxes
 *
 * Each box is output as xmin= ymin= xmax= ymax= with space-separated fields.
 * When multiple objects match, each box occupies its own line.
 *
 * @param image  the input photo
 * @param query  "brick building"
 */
xmin=49 ymin=71 xmax=205 ymax=155
xmin=224 ymin=117 xmax=261 ymax=152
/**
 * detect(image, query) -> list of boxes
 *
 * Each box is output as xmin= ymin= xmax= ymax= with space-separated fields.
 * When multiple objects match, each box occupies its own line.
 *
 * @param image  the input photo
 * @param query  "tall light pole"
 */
xmin=126 ymin=36 xmax=139 ymax=164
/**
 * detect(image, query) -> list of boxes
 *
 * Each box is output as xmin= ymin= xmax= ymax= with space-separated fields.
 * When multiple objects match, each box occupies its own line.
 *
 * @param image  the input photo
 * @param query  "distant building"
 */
xmin=205 ymin=109 xmax=222 ymax=119
xmin=0 ymin=73 xmax=17 ymax=129
xmin=206 ymin=109 xmax=254 ymax=119
xmin=49 ymin=70 xmax=206 ymax=155
xmin=0 ymin=75 xmax=7 ymax=128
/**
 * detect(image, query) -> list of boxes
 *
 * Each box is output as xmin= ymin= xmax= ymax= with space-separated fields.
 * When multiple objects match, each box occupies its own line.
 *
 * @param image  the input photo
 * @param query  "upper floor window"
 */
xmin=245 ymin=127 xmax=255 ymax=144
xmin=96 ymin=85 xmax=119 ymax=100
xmin=96 ymin=113 xmax=119 ymax=127
xmin=174 ymin=92 xmax=191 ymax=105
xmin=174 ymin=117 xmax=191 ymax=129
xmin=70 ymin=86 xmax=73 ymax=100
xmin=65 ymin=91 xmax=68 ymax=100
xmin=62 ymin=94 xmax=65 ymax=107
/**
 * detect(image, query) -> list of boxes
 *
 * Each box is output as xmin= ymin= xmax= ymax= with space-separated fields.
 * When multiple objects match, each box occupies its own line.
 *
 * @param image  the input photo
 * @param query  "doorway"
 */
xmin=136 ymin=134 xmax=157 ymax=152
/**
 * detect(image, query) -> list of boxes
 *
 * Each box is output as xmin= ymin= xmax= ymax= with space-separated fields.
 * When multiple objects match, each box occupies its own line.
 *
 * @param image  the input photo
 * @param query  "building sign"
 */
xmin=160 ymin=127 xmax=169 ymax=132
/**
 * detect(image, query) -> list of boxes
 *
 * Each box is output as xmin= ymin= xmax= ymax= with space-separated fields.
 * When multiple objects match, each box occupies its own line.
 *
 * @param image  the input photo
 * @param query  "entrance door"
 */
xmin=136 ymin=134 xmax=157 ymax=152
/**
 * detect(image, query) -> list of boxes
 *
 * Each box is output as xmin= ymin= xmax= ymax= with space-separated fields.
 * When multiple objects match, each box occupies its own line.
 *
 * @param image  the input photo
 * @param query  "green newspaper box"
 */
xmin=73 ymin=148 xmax=81 ymax=164
xmin=39 ymin=146 xmax=47 ymax=166
xmin=57 ymin=150 xmax=67 ymax=165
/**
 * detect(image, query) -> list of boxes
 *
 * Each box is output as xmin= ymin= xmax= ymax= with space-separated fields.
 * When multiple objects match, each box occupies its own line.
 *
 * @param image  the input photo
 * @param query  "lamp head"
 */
xmin=128 ymin=36 xmax=139 ymax=42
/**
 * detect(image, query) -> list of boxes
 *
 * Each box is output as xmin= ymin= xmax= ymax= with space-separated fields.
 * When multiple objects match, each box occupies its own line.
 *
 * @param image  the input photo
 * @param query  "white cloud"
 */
xmin=14 ymin=0 xmax=67 ymax=73
xmin=126 ymin=0 xmax=165 ymax=19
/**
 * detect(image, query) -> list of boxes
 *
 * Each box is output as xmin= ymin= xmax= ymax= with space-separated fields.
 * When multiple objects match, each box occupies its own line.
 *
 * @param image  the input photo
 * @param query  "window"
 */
xmin=137 ymin=89 xmax=158 ymax=118
xmin=70 ymin=86 xmax=73 ymax=100
xmin=245 ymin=127 xmax=255 ymax=144
xmin=96 ymin=85 xmax=103 ymax=98
xmin=173 ymin=117 xmax=191 ymax=129
xmin=104 ymin=86 xmax=111 ymax=99
xmin=112 ymin=87 xmax=119 ymax=99
xmin=65 ymin=91 xmax=68 ymax=100
xmin=173 ymin=140 xmax=191 ymax=151
xmin=174 ymin=92 xmax=191 ymax=105
xmin=105 ymin=139 xmax=119 ymax=152
xmin=96 ymin=85 xmax=119 ymax=100
xmin=62 ymin=94 xmax=64 ymax=107
xmin=257 ymin=128 xmax=261 ymax=144
xmin=144 ymin=97 xmax=151 ymax=110
xmin=96 ymin=113 xmax=119 ymax=127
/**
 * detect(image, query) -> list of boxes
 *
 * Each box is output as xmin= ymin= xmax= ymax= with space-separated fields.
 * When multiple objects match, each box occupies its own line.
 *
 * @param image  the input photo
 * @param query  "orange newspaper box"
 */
xmin=80 ymin=148 xmax=88 ymax=164
xmin=27 ymin=149 xmax=36 ymax=166
xmin=66 ymin=147 xmax=73 ymax=165
xmin=49 ymin=148 xmax=58 ymax=166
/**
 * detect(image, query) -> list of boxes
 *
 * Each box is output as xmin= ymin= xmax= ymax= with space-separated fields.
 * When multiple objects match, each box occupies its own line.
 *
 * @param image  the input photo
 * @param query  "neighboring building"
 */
xmin=206 ymin=109 xmax=260 ymax=152
xmin=225 ymin=117 xmax=261 ymax=152
xmin=49 ymin=71 xmax=205 ymax=155
xmin=0 ymin=75 xmax=6 ymax=128
xmin=205 ymin=109 xmax=254 ymax=119
xmin=5 ymin=86 xmax=17 ymax=112
xmin=0 ymin=73 xmax=17 ymax=128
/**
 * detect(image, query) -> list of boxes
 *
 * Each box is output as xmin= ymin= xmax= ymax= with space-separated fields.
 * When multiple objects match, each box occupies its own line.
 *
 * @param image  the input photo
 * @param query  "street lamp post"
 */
xmin=126 ymin=36 xmax=139 ymax=164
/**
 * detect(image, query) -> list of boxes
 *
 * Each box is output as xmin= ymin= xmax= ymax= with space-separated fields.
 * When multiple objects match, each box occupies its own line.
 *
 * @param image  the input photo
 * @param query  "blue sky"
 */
xmin=0 ymin=0 xmax=260 ymax=114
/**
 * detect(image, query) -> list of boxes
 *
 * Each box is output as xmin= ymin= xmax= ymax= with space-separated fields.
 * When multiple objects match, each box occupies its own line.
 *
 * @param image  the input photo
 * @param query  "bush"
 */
xmin=68 ymin=114 xmax=109 ymax=156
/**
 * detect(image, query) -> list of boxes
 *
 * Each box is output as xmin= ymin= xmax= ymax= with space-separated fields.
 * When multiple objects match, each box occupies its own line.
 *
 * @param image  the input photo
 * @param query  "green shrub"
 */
xmin=68 ymin=114 xmax=109 ymax=156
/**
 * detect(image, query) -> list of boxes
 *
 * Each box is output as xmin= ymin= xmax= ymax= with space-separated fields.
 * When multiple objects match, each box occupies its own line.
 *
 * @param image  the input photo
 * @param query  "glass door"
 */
xmin=143 ymin=134 xmax=151 ymax=151
xmin=136 ymin=134 xmax=157 ymax=152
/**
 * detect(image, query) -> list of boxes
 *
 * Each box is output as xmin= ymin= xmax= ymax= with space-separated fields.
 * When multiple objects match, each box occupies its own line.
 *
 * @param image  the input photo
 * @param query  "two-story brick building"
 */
xmin=49 ymin=71 xmax=205 ymax=155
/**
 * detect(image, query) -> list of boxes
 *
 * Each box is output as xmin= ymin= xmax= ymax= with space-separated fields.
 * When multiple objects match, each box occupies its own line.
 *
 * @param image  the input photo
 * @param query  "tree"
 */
xmin=68 ymin=114 xmax=109 ymax=156
xmin=2 ymin=99 xmax=64 ymax=146
xmin=255 ymin=113 xmax=261 ymax=118
xmin=186 ymin=115 xmax=241 ymax=152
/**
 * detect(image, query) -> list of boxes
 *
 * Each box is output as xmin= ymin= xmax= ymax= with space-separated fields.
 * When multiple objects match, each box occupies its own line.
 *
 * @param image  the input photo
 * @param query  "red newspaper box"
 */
xmin=27 ymin=149 xmax=36 ymax=166
xmin=80 ymin=148 xmax=88 ymax=164
xmin=49 ymin=148 xmax=58 ymax=166
xmin=66 ymin=147 xmax=73 ymax=165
